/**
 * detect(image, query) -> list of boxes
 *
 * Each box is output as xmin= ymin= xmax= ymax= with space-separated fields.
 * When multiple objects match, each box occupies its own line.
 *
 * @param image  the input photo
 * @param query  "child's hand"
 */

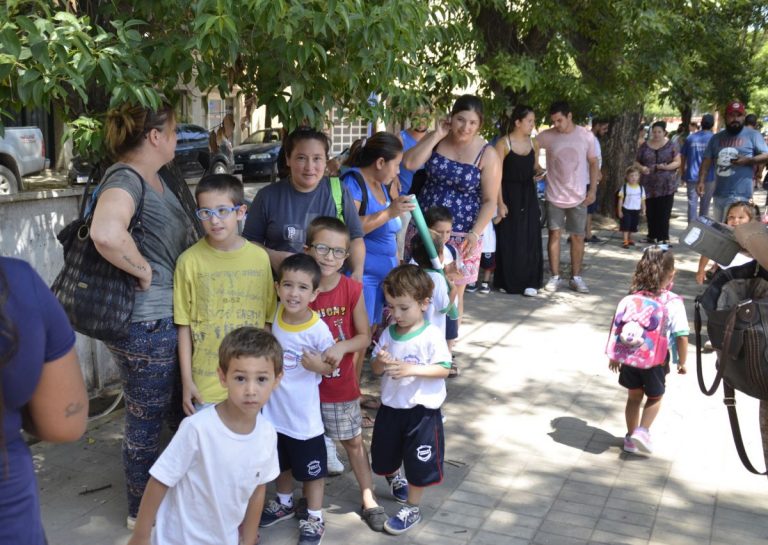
xmin=322 ymin=344 xmax=345 ymax=369
xmin=608 ymin=360 xmax=621 ymax=373
xmin=302 ymin=349 xmax=332 ymax=375
xmin=677 ymin=363 xmax=688 ymax=375
xmin=695 ymin=270 xmax=705 ymax=285
xmin=376 ymin=348 xmax=395 ymax=365
xmin=384 ymin=361 xmax=411 ymax=379
xmin=182 ymin=382 xmax=203 ymax=416
xmin=444 ymin=262 xmax=460 ymax=280
xmin=618 ymin=209 xmax=623 ymax=219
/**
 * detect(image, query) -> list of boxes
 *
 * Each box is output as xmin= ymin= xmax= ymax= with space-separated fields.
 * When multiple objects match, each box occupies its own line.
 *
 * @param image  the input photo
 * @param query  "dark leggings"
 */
xmin=106 ymin=317 xmax=182 ymax=517
xmin=645 ymin=194 xmax=675 ymax=242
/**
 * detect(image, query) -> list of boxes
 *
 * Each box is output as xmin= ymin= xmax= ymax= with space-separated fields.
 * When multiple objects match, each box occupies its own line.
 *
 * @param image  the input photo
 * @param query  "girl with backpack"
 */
xmin=607 ymin=246 xmax=688 ymax=455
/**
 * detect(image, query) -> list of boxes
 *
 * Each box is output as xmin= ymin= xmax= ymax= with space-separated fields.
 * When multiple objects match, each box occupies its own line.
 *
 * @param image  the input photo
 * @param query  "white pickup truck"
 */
xmin=0 ymin=127 xmax=46 ymax=195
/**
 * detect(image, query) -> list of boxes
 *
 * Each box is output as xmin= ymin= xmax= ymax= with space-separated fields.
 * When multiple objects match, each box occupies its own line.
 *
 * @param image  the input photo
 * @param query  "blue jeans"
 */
xmin=106 ymin=317 xmax=182 ymax=517
xmin=712 ymin=194 xmax=751 ymax=223
xmin=686 ymin=180 xmax=715 ymax=223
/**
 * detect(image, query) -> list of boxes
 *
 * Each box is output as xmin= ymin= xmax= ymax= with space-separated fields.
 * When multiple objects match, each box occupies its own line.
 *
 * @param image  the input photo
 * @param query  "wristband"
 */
xmin=468 ymin=230 xmax=480 ymax=239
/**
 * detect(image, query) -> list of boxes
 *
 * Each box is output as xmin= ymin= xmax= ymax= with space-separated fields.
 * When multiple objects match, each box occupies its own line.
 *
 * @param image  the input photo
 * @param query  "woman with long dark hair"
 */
xmin=342 ymin=132 xmax=415 ymax=325
xmin=493 ymin=105 xmax=544 ymax=296
xmin=0 ymin=258 xmax=88 ymax=544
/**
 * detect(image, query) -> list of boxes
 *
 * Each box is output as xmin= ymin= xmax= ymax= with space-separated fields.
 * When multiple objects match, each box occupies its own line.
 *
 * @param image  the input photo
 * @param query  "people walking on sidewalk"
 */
xmin=607 ymin=247 xmax=688 ymax=456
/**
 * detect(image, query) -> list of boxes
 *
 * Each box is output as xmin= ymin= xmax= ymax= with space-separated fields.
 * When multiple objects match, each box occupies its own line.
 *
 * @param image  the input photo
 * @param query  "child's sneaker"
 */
xmin=387 ymin=473 xmax=409 ymax=503
xmin=298 ymin=515 xmax=324 ymax=545
xmin=630 ymin=426 xmax=653 ymax=454
xmin=260 ymin=498 xmax=295 ymax=527
xmin=623 ymin=434 xmax=639 ymax=454
xmin=384 ymin=505 xmax=422 ymax=535
xmin=478 ymin=282 xmax=491 ymax=294
xmin=361 ymin=505 xmax=388 ymax=532
xmin=465 ymin=282 xmax=479 ymax=293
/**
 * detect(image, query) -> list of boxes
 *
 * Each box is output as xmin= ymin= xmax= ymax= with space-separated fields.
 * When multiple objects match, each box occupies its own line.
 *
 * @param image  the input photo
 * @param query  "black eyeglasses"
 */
xmin=195 ymin=206 xmax=241 ymax=221
xmin=309 ymin=243 xmax=348 ymax=259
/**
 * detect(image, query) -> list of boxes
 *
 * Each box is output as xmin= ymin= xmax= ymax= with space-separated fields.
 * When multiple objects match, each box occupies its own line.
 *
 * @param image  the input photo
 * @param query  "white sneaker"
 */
xmin=324 ymin=435 xmax=344 ymax=475
xmin=569 ymin=276 xmax=589 ymax=293
xmin=126 ymin=516 xmax=136 ymax=531
xmin=523 ymin=287 xmax=538 ymax=297
xmin=544 ymin=276 xmax=561 ymax=291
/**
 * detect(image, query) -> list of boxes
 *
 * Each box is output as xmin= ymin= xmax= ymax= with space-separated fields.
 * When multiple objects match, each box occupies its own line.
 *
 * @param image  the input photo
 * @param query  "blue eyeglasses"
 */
xmin=195 ymin=206 xmax=241 ymax=221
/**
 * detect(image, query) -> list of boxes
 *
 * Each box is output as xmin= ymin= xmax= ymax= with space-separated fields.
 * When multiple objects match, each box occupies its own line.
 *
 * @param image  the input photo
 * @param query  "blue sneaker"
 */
xmin=298 ymin=515 xmax=325 ymax=545
xmin=384 ymin=505 xmax=422 ymax=535
xmin=259 ymin=498 xmax=295 ymax=527
xmin=387 ymin=474 xmax=409 ymax=503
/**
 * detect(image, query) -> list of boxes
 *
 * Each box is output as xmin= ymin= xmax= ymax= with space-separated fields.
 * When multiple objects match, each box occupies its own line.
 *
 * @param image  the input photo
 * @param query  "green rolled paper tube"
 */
xmin=410 ymin=196 xmax=459 ymax=320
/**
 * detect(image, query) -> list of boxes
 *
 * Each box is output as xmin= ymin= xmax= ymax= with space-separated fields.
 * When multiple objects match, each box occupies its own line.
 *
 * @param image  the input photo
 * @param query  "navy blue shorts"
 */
xmin=480 ymin=252 xmax=495 ymax=271
xmin=619 ymin=362 xmax=670 ymax=398
xmin=620 ymin=208 xmax=640 ymax=233
xmin=587 ymin=184 xmax=599 ymax=214
xmin=445 ymin=316 xmax=459 ymax=341
xmin=370 ymin=404 xmax=444 ymax=487
xmin=277 ymin=432 xmax=327 ymax=481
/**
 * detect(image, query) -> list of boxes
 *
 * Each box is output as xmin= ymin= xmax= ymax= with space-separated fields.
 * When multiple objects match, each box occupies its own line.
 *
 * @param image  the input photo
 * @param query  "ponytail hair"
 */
xmin=344 ymin=131 xmax=402 ymax=168
xmin=105 ymin=99 xmax=175 ymax=158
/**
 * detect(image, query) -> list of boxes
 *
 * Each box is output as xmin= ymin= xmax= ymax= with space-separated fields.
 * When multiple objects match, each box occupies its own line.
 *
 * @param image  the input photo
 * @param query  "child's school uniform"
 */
xmin=480 ymin=218 xmax=496 ymax=270
xmin=618 ymin=183 xmax=646 ymax=233
xmin=423 ymin=270 xmax=451 ymax=335
xmin=310 ymin=275 xmax=365 ymax=440
xmin=370 ymin=323 xmax=452 ymax=487
xmin=263 ymin=305 xmax=335 ymax=480
xmin=149 ymin=406 xmax=279 ymax=545
xmin=173 ymin=239 xmax=276 ymax=403
xmin=442 ymin=245 xmax=459 ymax=342
xmin=659 ymin=289 xmax=689 ymax=365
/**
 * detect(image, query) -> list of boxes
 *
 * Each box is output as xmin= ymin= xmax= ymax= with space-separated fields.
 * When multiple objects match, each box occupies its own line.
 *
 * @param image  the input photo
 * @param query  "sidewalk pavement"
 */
xmin=36 ymin=190 xmax=768 ymax=545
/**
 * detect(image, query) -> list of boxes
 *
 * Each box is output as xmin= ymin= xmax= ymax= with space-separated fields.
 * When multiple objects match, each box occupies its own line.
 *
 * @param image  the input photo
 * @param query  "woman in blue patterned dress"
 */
xmin=402 ymin=95 xmax=501 ymax=321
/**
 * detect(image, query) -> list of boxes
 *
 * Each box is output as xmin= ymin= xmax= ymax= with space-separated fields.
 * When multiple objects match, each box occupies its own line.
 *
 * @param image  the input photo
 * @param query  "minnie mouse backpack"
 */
xmin=606 ymin=292 xmax=669 ymax=368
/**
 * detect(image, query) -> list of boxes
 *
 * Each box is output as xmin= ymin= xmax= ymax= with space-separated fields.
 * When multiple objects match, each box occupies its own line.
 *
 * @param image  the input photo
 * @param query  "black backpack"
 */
xmin=341 ymin=170 xmax=369 ymax=216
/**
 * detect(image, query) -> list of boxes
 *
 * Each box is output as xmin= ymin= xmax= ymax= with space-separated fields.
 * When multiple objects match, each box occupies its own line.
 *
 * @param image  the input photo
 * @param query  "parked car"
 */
xmin=68 ymin=123 xmax=229 ymax=184
xmin=0 ymin=127 xmax=46 ymax=195
xmin=233 ymin=128 xmax=283 ymax=182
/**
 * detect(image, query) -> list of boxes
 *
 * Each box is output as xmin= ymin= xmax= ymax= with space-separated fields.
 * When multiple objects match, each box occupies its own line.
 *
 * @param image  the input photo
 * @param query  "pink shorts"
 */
xmin=403 ymin=223 xmax=482 ymax=286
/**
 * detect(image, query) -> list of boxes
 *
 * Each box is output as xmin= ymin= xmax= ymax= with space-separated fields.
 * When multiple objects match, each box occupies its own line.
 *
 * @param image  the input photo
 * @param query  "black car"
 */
xmin=233 ymin=128 xmax=283 ymax=182
xmin=68 ymin=123 xmax=225 ymax=184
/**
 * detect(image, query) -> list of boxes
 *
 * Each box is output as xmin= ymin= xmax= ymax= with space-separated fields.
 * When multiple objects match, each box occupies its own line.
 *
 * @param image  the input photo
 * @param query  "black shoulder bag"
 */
xmin=51 ymin=166 xmax=147 ymax=341
xmin=695 ymin=261 xmax=768 ymax=474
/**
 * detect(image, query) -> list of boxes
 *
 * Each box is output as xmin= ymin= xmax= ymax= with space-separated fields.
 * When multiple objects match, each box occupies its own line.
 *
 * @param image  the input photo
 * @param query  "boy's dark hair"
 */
xmin=306 ymin=216 xmax=350 ymax=247
xmin=278 ymin=253 xmax=321 ymax=290
xmin=425 ymin=205 xmax=453 ymax=228
xmin=410 ymin=232 xmax=443 ymax=269
xmin=383 ymin=264 xmax=434 ymax=302
xmin=625 ymin=165 xmax=642 ymax=178
xmin=195 ymin=173 xmax=245 ymax=205
xmin=549 ymin=101 xmax=571 ymax=117
xmin=745 ymin=113 xmax=758 ymax=128
xmin=218 ymin=326 xmax=283 ymax=375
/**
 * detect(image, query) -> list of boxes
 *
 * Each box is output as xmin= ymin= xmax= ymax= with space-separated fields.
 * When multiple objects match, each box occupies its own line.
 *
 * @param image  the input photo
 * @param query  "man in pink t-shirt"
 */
xmin=535 ymin=101 xmax=599 ymax=294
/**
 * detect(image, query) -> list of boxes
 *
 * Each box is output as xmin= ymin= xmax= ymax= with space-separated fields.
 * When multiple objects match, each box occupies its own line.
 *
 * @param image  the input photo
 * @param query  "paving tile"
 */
xmin=533 ymin=530 xmax=591 ymax=545
xmin=472 ymin=529 xmax=530 ymax=545
xmin=544 ymin=509 xmax=599 ymax=530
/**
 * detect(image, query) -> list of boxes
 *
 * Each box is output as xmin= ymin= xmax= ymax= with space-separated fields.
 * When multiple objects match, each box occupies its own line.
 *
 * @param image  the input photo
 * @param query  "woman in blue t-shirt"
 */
xmin=0 ymin=257 xmax=88 ymax=545
xmin=341 ymin=132 xmax=415 ymax=326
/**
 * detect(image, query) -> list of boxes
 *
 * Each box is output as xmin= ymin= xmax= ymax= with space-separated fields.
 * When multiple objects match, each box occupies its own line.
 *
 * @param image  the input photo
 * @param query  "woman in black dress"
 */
xmin=493 ymin=105 xmax=544 ymax=296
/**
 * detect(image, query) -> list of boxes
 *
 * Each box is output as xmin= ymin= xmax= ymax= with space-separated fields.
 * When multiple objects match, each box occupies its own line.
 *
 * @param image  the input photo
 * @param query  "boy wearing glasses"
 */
xmin=173 ymin=174 xmax=276 ymax=416
xmin=302 ymin=216 xmax=390 ymax=532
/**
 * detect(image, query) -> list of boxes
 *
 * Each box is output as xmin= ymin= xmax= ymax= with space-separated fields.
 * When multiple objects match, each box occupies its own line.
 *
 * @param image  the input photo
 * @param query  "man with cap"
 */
xmin=697 ymin=101 xmax=768 ymax=221
xmin=681 ymin=113 xmax=716 ymax=223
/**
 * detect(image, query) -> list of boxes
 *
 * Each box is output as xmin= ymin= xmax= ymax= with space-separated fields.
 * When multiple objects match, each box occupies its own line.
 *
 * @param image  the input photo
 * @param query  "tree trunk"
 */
xmin=599 ymin=108 xmax=644 ymax=216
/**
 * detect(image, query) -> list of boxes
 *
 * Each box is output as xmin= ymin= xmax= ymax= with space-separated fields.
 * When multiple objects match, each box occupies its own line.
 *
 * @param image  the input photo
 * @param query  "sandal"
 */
xmin=622 ymin=242 xmax=631 ymax=249
xmin=362 ymin=414 xmax=375 ymax=428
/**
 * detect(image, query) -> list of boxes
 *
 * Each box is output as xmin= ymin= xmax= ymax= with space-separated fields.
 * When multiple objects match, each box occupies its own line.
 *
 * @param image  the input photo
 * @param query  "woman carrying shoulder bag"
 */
xmin=90 ymin=101 xmax=201 ymax=528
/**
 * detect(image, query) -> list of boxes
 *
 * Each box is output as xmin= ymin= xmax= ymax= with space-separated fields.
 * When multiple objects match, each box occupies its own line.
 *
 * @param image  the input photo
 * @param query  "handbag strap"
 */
xmin=695 ymin=296 xmax=724 ymax=396
xmin=84 ymin=166 xmax=147 ymax=231
xmin=723 ymin=382 xmax=768 ymax=475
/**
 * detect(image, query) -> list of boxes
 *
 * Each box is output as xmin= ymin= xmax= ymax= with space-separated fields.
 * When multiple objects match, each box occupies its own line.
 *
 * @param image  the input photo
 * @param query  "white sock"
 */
xmin=307 ymin=508 xmax=323 ymax=522
xmin=277 ymin=492 xmax=293 ymax=507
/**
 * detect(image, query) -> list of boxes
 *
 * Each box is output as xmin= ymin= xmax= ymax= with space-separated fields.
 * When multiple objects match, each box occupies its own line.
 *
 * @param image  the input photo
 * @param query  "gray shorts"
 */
xmin=547 ymin=201 xmax=587 ymax=235
xmin=321 ymin=400 xmax=362 ymax=440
